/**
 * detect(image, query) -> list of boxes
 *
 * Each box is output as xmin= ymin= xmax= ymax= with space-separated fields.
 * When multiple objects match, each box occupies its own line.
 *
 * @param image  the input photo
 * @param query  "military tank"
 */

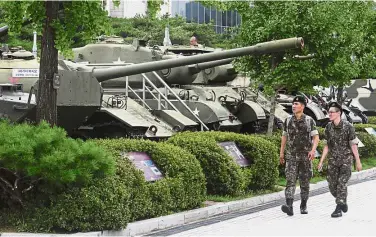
xmin=276 ymin=90 xmax=330 ymax=126
xmin=0 ymin=25 xmax=39 ymax=93
xmin=0 ymin=37 xmax=304 ymax=139
xmin=154 ymin=43 xmax=292 ymax=132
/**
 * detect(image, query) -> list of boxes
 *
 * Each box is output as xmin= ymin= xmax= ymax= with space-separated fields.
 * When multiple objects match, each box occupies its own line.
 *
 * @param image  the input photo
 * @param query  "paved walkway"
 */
xmin=151 ymin=178 xmax=376 ymax=236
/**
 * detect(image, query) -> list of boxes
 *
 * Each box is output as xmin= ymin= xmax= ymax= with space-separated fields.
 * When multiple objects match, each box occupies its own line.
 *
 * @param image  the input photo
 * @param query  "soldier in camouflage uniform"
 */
xmin=280 ymin=95 xmax=320 ymax=216
xmin=318 ymin=101 xmax=362 ymax=218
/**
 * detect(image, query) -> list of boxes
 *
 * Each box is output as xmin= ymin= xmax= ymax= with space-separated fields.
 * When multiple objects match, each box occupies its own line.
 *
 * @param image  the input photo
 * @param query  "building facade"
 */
xmin=172 ymin=0 xmax=241 ymax=33
xmin=104 ymin=0 xmax=241 ymax=33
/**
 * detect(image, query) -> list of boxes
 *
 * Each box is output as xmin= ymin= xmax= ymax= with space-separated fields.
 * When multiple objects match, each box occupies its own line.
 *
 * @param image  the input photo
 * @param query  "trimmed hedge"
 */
xmin=4 ymin=175 xmax=132 ymax=232
xmin=167 ymin=131 xmax=279 ymax=195
xmin=368 ymin=116 xmax=376 ymax=125
xmin=95 ymin=138 xmax=207 ymax=220
xmin=205 ymin=131 xmax=279 ymax=190
xmin=353 ymin=123 xmax=376 ymax=133
xmin=0 ymin=124 xmax=206 ymax=233
xmin=357 ymin=132 xmax=376 ymax=158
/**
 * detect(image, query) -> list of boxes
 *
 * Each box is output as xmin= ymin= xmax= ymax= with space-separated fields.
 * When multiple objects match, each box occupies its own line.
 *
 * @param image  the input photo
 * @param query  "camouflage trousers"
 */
xmin=285 ymin=156 xmax=313 ymax=201
xmin=327 ymin=162 xmax=352 ymax=205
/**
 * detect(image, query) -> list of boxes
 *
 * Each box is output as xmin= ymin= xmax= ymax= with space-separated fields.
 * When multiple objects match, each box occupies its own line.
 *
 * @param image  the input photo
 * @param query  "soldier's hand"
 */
xmin=279 ymin=153 xmax=285 ymax=165
xmin=356 ymin=160 xmax=362 ymax=172
xmin=317 ymin=162 xmax=323 ymax=172
xmin=308 ymin=150 xmax=315 ymax=160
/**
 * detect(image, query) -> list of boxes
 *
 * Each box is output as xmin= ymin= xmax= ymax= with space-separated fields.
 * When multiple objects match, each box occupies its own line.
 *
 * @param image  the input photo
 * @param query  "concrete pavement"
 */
xmin=147 ymin=176 xmax=376 ymax=236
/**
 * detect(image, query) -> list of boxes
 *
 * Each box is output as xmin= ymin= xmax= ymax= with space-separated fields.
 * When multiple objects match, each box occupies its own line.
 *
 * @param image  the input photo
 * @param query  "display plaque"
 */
xmin=364 ymin=127 xmax=376 ymax=136
xmin=218 ymin=141 xmax=250 ymax=167
xmin=120 ymin=151 xmax=163 ymax=182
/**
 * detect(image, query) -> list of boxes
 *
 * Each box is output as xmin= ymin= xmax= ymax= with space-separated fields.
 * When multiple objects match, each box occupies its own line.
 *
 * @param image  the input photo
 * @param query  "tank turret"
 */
xmin=68 ymin=37 xmax=303 ymax=89
xmin=91 ymin=37 xmax=304 ymax=82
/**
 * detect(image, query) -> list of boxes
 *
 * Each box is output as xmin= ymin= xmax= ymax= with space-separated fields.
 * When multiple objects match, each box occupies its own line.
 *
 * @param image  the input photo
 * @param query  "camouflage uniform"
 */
xmin=324 ymin=120 xmax=358 ymax=205
xmin=283 ymin=114 xmax=318 ymax=201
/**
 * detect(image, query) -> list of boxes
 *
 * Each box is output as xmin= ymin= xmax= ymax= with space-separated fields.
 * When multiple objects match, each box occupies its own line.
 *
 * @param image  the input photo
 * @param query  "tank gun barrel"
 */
xmin=93 ymin=37 xmax=304 ymax=83
xmin=0 ymin=25 xmax=9 ymax=38
xmin=188 ymin=58 xmax=234 ymax=74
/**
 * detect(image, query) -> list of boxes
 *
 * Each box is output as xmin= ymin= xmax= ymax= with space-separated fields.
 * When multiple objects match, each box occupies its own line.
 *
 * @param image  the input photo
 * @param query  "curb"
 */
xmin=2 ymin=167 xmax=376 ymax=237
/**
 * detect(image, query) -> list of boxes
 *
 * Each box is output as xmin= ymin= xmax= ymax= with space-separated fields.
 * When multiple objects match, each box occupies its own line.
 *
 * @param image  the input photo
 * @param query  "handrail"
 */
xmin=141 ymin=73 xmax=180 ymax=112
xmin=151 ymin=71 xmax=209 ymax=131
xmin=126 ymin=83 xmax=152 ymax=110
xmin=144 ymin=85 xmax=166 ymax=109
xmin=118 ymin=62 xmax=209 ymax=131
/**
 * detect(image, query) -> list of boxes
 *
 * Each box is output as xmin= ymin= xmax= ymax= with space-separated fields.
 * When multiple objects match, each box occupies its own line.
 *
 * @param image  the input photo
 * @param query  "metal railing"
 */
xmin=86 ymin=61 xmax=209 ymax=131
xmin=124 ymin=71 xmax=209 ymax=131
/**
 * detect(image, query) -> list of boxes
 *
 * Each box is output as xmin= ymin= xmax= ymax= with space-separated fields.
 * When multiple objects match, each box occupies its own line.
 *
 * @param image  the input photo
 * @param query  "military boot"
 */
xmin=339 ymin=199 xmax=348 ymax=213
xmin=281 ymin=198 xmax=294 ymax=216
xmin=300 ymin=199 xmax=308 ymax=214
xmin=331 ymin=204 xmax=342 ymax=218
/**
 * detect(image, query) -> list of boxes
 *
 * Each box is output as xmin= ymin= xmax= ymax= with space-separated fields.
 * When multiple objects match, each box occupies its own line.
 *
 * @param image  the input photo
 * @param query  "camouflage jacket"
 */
xmin=282 ymin=114 xmax=318 ymax=159
xmin=324 ymin=120 xmax=358 ymax=166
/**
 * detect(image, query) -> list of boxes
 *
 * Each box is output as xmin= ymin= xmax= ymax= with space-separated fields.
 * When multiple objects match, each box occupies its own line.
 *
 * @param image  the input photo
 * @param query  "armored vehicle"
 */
xmin=341 ymin=79 xmax=376 ymax=116
xmin=276 ymin=90 xmax=329 ymax=127
xmin=137 ymin=42 xmax=292 ymax=132
xmin=316 ymin=86 xmax=366 ymax=124
xmin=0 ymin=37 xmax=304 ymax=139
xmin=0 ymin=25 xmax=39 ymax=93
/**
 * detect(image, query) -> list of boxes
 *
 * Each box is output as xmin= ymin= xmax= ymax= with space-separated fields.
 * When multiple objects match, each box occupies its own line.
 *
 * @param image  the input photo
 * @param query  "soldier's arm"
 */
xmin=319 ymin=125 xmax=330 ymax=164
xmin=310 ymin=118 xmax=320 ymax=153
xmin=348 ymin=124 xmax=361 ymax=163
xmin=280 ymin=118 xmax=288 ymax=156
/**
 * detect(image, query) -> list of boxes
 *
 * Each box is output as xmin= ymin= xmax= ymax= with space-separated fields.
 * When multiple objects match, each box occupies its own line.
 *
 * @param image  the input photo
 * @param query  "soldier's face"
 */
xmin=292 ymin=102 xmax=304 ymax=113
xmin=328 ymin=107 xmax=341 ymax=121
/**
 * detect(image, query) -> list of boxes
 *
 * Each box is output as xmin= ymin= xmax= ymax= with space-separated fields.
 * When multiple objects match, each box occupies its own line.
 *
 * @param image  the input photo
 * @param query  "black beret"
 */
xmin=328 ymin=101 xmax=343 ymax=114
xmin=292 ymin=95 xmax=307 ymax=106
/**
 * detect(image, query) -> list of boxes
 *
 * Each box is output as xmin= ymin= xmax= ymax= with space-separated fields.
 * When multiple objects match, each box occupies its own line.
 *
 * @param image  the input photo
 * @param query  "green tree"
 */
xmin=200 ymin=1 xmax=376 ymax=134
xmin=110 ymin=15 xmax=224 ymax=47
xmin=146 ymin=0 xmax=165 ymax=19
xmin=1 ymin=1 xmax=112 ymax=126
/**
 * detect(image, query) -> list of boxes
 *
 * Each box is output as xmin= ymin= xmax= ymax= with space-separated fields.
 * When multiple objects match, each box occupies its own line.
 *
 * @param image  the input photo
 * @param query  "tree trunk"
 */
xmin=266 ymin=54 xmax=283 ymax=136
xmin=266 ymin=92 xmax=277 ymax=136
xmin=36 ymin=1 xmax=59 ymax=126
xmin=336 ymin=86 xmax=344 ymax=104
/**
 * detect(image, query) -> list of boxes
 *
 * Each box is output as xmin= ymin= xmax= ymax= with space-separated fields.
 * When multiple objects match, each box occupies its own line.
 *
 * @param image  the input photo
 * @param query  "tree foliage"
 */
xmin=0 ymin=1 xmax=111 ymax=125
xmin=146 ymin=0 xmax=165 ymax=19
xmin=1 ymin=1 xmax=111 ymax=58
xmin=110 ymin=15 xmax=229 ymax=47
xmin=201 ymin=1 xmax=376 ymax=94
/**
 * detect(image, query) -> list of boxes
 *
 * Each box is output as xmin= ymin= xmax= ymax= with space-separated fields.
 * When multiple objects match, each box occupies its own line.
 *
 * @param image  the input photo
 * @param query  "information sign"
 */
xmin=12 ymin=68 xmax=39 ymax=78
xmin=120 ymin=151 xmax=163 ymax=181
xmin=218 ymin=141 xmax=250 ymax=167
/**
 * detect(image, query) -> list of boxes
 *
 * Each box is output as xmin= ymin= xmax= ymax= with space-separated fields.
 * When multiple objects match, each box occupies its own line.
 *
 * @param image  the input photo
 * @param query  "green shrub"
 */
xmin=353 ymin=123 xmax=376 ymax=133
xmin=0 ymin=121 xmax=116 ymax=208
xmin=95 ymin=138 xmax=207 ymax=220
xmin=312 ymin=156 xmax=328 ymax=178
xmin=5 ymin=175 xmax=132 ymax=233
xmin=167 ymin=131 xmax=279 ymax=195
xmin=167 ymin=132 xmax=246 ymax=196
xmin=317 ymin=127 xmax=325 ymax=139
xmin=368 ymin=116 xmax=376 ymax=125
xmin=205 ymin=131 xmax=279 ymax=190
xmin=357 ymin=132 xmax=376 ymax=158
